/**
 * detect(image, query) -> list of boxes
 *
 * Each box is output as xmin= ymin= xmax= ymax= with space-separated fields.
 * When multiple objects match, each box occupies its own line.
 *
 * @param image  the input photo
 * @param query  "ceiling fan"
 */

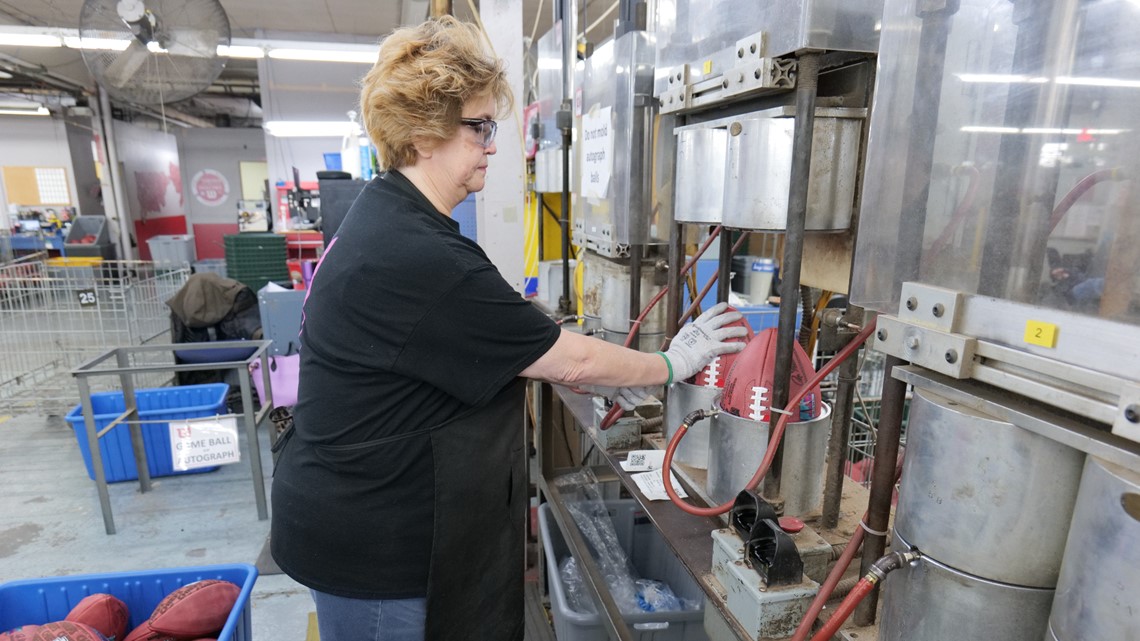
xmin=79 ymin=0 xmax=232 ymax=105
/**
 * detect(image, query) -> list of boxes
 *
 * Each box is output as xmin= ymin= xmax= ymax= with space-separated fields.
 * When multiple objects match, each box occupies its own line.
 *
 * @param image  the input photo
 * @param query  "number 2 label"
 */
xmin=1024 ymin=320 xmax=1058 ymax=348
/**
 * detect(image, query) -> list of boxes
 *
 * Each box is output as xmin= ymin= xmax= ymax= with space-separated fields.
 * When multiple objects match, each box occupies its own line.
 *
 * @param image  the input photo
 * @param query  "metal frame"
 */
xmin=71 ymin=340 xmax=275 ymax=534
xmin=536 ymin=381 xmax=770 ymax=641
xmin=875 ymin=282 xmax=1140 ymax=438
xmin=893 ymin=366 xmax=1140 ymax=472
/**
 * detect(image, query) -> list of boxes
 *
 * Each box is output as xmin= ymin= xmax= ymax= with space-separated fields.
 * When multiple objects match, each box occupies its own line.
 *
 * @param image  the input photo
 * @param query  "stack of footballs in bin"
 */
xmin=0 ymin=580 xmax=240 ymax=641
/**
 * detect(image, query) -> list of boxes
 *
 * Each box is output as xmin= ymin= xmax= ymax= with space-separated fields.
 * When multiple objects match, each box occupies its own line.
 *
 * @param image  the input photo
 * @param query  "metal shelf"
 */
xmin=537 ymin=383 xmax=755 ymax=641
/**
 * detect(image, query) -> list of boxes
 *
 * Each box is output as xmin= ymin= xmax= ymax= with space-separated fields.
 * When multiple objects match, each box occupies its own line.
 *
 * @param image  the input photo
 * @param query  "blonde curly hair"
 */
xmin=360 ymin=16 xmax=512 ymax=170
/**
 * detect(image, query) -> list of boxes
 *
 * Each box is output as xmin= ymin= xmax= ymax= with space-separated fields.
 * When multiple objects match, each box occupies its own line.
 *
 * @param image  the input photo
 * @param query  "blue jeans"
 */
xmin=310 ymin=589 xmax=427 ymax=641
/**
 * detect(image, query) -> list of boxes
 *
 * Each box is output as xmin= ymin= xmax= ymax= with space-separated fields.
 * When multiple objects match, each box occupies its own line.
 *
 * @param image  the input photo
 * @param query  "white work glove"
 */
xmin=660 ymin=302 xmax=747 ymax=384
xmin=576 ymin=385 xmax=656 ymax=411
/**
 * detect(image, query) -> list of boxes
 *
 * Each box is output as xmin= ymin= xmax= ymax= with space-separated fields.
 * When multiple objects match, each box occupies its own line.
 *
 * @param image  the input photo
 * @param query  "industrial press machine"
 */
xmin=534 ymin=0 xmax=1140 ymax=639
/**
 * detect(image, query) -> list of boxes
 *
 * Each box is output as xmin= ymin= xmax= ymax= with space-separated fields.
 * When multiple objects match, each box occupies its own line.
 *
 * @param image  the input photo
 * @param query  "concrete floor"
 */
xmin=0 ymin=411 xmax=312 ymax=640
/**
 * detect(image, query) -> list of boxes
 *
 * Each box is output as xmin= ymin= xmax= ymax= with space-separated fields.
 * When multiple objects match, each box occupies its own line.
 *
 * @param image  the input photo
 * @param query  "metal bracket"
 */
xmin=660 ymin=64 xmax=692 ymax=114
xmin=571 ymin=220 xmax=586 ymax=248
xmin=659 ymin=31 xmax=796 ymax=115
xmin=875 ymin=315 xmax=976 ymax=379
xmin=898 ymin=282 xmax=964 ymax=332
xmin=1114 ymin=382 xmax=1140 ymax=443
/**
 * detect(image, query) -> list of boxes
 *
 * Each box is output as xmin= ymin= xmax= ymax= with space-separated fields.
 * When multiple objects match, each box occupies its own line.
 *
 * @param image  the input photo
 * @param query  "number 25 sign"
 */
xmin=77 ymin=288 xmax=97 ymax=308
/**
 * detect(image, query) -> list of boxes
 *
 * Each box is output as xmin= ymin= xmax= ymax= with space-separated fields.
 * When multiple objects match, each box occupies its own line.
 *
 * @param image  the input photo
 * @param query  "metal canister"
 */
xmin=780 ymin=402 xmax=832 ymax=517
xmin=707 ymin=403 xmax=831 ymax=508
xmin=881 ymin=530 xmax=1054 ymax=641
xmin=708 ymin=411 xmax=769 ymax=505
xmin=1048 ymin=456 xmax=1140 ymax=640
xmin=895 ymin=388 xmax=1085 ymax=588
xmin=663 ymin=381 xmax=721 ymax=469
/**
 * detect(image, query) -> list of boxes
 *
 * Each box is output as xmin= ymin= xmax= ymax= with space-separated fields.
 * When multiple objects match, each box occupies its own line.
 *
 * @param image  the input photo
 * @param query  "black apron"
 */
xmin=424 ymin=378 xmax=527 ymax=641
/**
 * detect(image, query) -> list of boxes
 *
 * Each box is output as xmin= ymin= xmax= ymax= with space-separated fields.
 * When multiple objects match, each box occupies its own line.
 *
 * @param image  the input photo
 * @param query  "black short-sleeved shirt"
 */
xmin=271 ymin=170 xmax=560 ymax=599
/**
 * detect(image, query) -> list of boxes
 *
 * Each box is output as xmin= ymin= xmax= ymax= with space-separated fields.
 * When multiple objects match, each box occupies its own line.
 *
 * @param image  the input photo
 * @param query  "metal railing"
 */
xmin=0 ymin=257 xmax=188 ymax=415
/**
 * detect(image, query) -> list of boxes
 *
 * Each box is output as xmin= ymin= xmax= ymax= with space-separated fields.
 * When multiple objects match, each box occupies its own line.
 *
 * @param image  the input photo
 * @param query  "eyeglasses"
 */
xmin=460 ymin=118 xmax=497 ymax=148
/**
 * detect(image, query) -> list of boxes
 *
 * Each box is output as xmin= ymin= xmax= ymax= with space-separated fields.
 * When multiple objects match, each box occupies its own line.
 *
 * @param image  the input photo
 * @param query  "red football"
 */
xmin=30 ymin=621 xmax=106 ymax=641
xmin=688 ymin=307 xmax=754 ymax=388
xmin=147 ymin=580 xmax=239 ymax=639
xmin=121 ymin=623 xmax=176 ymax=641
xmin=66 ymin=594 xmax=129 ymax=641
xmin=721 ymin=328 xmax=822 ymax=422
xmin=1 ymin=625 xmax=40 ymax=641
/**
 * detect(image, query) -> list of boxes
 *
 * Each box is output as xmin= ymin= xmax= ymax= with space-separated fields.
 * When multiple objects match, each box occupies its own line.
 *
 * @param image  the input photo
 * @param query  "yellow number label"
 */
xmin=702 ymin=59 xmax=713 ymax=75
xmin=1024 ymin=320 xmax=1058 ymax=348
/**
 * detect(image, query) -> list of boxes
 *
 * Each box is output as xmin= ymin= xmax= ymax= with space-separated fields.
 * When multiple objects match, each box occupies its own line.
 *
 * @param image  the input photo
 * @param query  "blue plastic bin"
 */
xmin=64 ymin=384 xmax=229 ymax=483
xmin=0 ymin=564 xmax=257 ymax=641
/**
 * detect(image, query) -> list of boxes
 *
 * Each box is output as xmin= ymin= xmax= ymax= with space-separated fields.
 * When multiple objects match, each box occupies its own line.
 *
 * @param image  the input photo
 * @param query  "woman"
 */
xmin=270 ymin=17 xmax=745 ymax=641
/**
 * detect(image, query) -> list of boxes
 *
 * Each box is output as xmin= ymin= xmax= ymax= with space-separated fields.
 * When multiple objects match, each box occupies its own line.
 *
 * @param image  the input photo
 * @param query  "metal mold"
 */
xmin=880 ymin=530 xmax=1054 ymax=641
xmin=721 ymin=110 xmax=862 ymax=231
xmin=664 ymin=381 xmax=722 ymax=469
xmin=674 ymin=127 xmax=727 ymax=224
xmin=1048 ymin=457 xmax=1140 ymax=640
xmin=707 ymin=403 xmax=832 ymax=508
xmin=895 ymin=387 xmax=1085 ymax=588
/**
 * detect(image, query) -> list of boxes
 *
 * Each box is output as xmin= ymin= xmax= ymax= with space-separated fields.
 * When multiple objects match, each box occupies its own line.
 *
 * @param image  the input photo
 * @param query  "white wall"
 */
xmin=0 ymin=115 xmax=82 ymax=227
xmin=176 ymin=127 xmax=267 ymax=224
xmin=257 ymin=57 xmax=373 ymax=187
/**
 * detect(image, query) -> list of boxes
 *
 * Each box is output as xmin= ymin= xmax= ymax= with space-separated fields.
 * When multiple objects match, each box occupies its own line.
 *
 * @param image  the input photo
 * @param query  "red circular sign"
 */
xmin=192 ymin=169 xmax=230 ymax=207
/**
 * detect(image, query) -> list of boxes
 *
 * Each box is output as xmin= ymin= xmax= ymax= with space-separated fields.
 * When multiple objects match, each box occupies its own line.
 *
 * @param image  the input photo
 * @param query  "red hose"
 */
xmin=790 ymin=455 xmax=905 ymax=641
xmin=663 ymin=318 xmax=878 ymax=516
xmin=1049 ymin=168 xmax=1120 ymax=234
xmin=926 ymin=164 xmax=980 ymax=264
xmin=791 ymin=523 xmax=866 ymax=641
xmin=676 ymin=233 xmax=750 ymax=328
xmin=808 ymin=579 xmax=875 ymax=641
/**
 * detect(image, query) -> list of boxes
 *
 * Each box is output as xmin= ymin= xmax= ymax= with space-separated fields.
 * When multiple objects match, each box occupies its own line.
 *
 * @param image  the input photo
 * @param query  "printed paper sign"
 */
xmin=169 ymin=416 xmax=241 ymax=471
xmin=581 ymin=105 xmax=613 ymax=199
xmin=620 ymin=450 xmax=666 ymax=472
xmin=631 ymin=469 xmax=689 ymax=501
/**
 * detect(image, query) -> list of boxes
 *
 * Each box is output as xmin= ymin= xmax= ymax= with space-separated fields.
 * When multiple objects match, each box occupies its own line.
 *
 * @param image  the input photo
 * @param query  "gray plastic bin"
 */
xmin=147 ymin=234 xmax=196 ymax=268
xmin=258 ymin=288 xmax=305 ymax=355
xmin=193 ymin=259 xmax=228 ymax=277
xmin=539 ymin=501 xmax=709 ymax=641
xmin=64 ymin=215 xmax=115 ymax=259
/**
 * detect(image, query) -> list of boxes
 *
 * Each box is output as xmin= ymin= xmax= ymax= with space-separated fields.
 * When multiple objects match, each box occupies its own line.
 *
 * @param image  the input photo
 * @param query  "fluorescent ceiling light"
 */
xmin=1056 ymin=76 xmax=1140 ymax=88
xmin=961 ymin=125 xmax=1127 ymax=135
xmin=264 ymin=120 xmax=364 ymax=137
xmin=0 ymin=106 xmax=49 ymax=116
xmin=217 ymin=44 xmax=265 ymax=59
xmin=267 ymin=48 xmax=375 ymax=64
xmin=961 ymin=126 xmax=1020 ymax=134
xmin=0 ymin=26 xmax=376 ymax=64
xmin=0 ymin=33 xmax=62 ymax=47
xmin=63 ymin=36 xmax=131 ymax=51
xmin=957 ymin=73 xmax=1047 ymax=84
xmin=958 ymin=73 xmax=1140 ymax=88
